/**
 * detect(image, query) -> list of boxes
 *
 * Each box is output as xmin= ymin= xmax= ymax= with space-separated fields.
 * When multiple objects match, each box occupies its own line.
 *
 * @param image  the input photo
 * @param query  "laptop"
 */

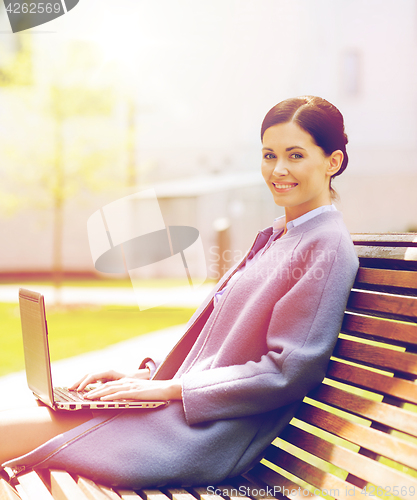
xmin=18 ymin=288 xmax=168 ymax=411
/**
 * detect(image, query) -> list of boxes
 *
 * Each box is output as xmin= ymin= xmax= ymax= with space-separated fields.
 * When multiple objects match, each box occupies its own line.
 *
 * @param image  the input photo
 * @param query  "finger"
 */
xmin=85 ymin=383 xmax=130 ymax=400
xmin=85 ymin=377 xmax=135 ymax=395
xmin=78 ymin=376 xmax=105 ymax=392
xmin=68 ymin=379 xmax=83 ymax=391
xmin=69 ymin=374 xmax=96 ymax=392
xmin=72 ymin=371 xmax=120 ymax=392
xmin=100 ymin=390 xmax=141 ymax=401
xmin=72 ymin=373 xmax=105 ymax=392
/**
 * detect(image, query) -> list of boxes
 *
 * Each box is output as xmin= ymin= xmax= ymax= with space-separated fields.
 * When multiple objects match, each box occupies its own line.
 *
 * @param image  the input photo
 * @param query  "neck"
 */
xmin=284 ymin=200 xmax=332 ymax=227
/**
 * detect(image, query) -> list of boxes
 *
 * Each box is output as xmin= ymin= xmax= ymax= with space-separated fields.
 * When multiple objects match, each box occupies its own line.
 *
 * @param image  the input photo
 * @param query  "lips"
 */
xmin=272 ymin=182 xmax=298 ymax=192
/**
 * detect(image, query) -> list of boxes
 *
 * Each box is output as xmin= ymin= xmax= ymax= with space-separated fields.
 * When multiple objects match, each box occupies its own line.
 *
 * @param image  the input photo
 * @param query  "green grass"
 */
xmin=0 ymin=303 xmax=196 ymax=377
xmin=1 ymin=278 xmax=216 ymax=288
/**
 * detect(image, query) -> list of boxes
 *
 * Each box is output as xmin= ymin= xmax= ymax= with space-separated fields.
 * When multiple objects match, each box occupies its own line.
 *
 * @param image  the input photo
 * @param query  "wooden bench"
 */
xmin=2 ymin=233 xmax=417 ymax=500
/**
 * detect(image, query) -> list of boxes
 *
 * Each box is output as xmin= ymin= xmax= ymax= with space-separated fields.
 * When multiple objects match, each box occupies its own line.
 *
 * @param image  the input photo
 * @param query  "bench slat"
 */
xmin=352 ymin=234 xmax=417 ymax=245
xmin=49 ymin=471 xmax=89 ymax=500
xmin=229 ymin=478 xmax=277 ymax=500
xmin=325 ymin=360 xmax=417 ymax=404
xmin=190 ymin=487 xmax=224 ymax=500
xmin=12 ymin=486 xmax=25 ymax=500
xmin=114 ymin=490 xmax=141 ymax=499
xmin=333 ymin=338 xmax=417 ymax=376
xmin=264 ymin=446 xmax=363 ymax=500
xmin=166 ymin=488 xmax=199 ymax=500
xmin=296 ymin=403 xmax=417 ymax=470
xmin=347 ymin=290 xmax=417 ymax=321
xmin=0 ymin=479 xmax=21 ymax=500
xmin=279 ymin=424 xmax=417 ymax=499
xmin=17 ymin=471 xmax=54 ymax=500
xmin=354 ymin=268 xmax=417 ymax=291
xmin=77 ymin=477 xmax=111 ymax=500
xmin=355 ymin=246 xmax=417 ymax=261
xmin=99 ymin=485 xmax=122 ymax=500
xmin=244 ymin=462 xmax=318 ymax=499
xmin=342 ymin=312 xmax=417 ymax=346
xmin=141 ymin=490 xmax=170 ymax=500
xmin=308 ymin=384 xmax=417 ymax=436
xmin=209 ymin=484 xmax=252 ymax=500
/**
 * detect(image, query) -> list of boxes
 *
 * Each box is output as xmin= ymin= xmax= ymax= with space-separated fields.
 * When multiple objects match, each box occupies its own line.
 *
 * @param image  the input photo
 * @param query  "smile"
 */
xmin=272 ymin=182 xmax=298 ymax=191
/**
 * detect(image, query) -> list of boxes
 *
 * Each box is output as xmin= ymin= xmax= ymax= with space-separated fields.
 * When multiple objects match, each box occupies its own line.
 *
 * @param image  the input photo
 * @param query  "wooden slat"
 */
xmin=308 ymin=384 xmax=417 ymax=436
xmin=191 ymin=487 xmax=224 ymax=500
xmin=50 ymin=471 xmax=90 ymax=500
xmin=333 ymin=338 xmax=417 ymax=376
xmin=326 ymin=360 xmax=417 ymax=404
xmin=99 ymin=485 xmax=122 ymax=500
xmin=355 ymin=246 xmax=417 ymax=261
xmin=279 ymin=425 xmax=417 ymax=499
xmin=244 ymin=463 xmax=318 ymax=499
xmin=17 ymin=471 xmax=54 ymax=500
xmin=295 ymin=403 xmax=417 ymax=470
xmin=264 ymin=446 xmax=363 ymax=500
xmin=12 ymin=486 xmax=25 ymax=500
xmin=342 ymin=312 xmax=417 ymax=346
xmin=166 ymin=488 xmax=200 ymax=500
xmin=355 ymin=268 xmax=417 ymax=290
xmin=141 ymin=490 xmax=170 ymax=500
xmin=77 ymin=477 xmax=111 ymax=500
xmin=347 ymin=290 xmax=417 ymax=320
xmin=352 ymin=234 xmax=417 ymax=245
xmin=210 ymin=484 xmax=252 ymax=500
xmin=114 ymin=490 xmax=141 ymax=499
xmin=229 ymin=478 xmax=277 ymax=500
xmin=0 ymin=479 xmax=21 ymax=500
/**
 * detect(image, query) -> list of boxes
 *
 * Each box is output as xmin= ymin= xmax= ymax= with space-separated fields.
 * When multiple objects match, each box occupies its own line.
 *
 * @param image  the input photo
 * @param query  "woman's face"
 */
xmin=261 ymin=121 xmax=342 ymax=222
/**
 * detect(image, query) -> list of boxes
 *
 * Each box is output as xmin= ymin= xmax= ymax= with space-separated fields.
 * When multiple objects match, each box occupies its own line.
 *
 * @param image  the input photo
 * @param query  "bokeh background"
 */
xmin=1 ymin=0 xmax=417 ymax=376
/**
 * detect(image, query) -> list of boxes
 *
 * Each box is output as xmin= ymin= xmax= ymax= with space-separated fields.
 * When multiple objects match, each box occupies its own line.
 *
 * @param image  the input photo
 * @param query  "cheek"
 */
xmin=261 ymin=162 xmax=270 ymax=180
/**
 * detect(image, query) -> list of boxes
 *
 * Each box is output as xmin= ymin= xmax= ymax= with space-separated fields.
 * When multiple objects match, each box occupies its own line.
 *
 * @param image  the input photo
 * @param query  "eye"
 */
xmin=290 ymin=153 xmax=303 ymax=159
xmin=263 ymin=153 xmax=276 ymax=160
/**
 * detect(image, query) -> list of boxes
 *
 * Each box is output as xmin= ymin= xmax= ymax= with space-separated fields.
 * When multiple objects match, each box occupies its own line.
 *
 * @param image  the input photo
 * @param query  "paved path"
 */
xmin=0 ymin=325 xmax=185 ymax=411
xmin=0 ymin=284 xmax=213 ymax=308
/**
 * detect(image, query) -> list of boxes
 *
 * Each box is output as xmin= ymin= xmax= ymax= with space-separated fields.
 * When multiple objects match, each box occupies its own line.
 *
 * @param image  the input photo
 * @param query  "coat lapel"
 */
xmin=153 ymin=228 xmax=271 ymax=380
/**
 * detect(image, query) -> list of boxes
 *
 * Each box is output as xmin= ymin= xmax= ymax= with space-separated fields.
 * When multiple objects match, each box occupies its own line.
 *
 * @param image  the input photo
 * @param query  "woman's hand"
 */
xmin=83 ymin=378 xmax=182 ymax=402
xmin=70 ymin=368 xmax=150 ymax=393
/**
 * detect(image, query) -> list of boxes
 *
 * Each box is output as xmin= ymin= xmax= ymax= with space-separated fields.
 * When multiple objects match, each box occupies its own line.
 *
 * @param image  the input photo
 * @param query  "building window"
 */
xmin=342 ymin=49 xmax=361 ymax=97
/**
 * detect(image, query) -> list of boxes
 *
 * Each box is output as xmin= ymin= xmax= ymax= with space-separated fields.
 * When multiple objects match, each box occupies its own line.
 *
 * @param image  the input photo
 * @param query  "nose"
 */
xmin=272 ymin=159 xmax=289 ymax=177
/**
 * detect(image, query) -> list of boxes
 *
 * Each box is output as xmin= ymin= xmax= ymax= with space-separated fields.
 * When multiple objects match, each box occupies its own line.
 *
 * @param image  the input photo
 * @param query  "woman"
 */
xmin=1 ymin=96 xmax=359 ymax=488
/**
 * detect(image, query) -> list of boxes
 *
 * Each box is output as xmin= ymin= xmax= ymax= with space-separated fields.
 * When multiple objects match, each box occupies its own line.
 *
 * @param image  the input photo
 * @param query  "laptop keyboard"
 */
xmin=54 ymin=387 xmax=88 ymax=402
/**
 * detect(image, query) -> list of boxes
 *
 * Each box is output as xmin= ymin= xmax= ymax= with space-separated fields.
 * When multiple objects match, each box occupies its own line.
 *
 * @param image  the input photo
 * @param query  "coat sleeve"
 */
xmin=138 ymin=357 xmax=161 ymax=378
xmin=180 ymin=232 xmax=359 ymax=426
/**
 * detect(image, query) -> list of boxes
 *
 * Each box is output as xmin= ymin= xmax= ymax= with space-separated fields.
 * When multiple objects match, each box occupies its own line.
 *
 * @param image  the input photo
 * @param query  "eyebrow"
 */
xmin=261 ymin=146 xmax=306 ymax=151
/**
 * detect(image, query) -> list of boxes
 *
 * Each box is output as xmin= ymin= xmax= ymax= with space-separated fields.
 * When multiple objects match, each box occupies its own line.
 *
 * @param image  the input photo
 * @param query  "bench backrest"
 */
xmin=245 ymin=233 xmax=417 ymax=500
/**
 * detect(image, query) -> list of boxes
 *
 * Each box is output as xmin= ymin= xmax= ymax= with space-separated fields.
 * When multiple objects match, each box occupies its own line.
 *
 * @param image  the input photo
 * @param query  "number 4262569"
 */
xmin=6 ymin=3 xmax=62 ymax=14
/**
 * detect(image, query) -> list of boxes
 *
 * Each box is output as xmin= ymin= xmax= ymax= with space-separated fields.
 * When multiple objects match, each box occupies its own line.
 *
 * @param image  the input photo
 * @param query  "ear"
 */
xmin=326 ymin=150 xmax=343 ymax=177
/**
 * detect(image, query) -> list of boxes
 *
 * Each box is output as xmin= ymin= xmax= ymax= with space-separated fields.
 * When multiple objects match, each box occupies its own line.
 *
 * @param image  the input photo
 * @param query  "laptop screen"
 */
xmin=19 ymin=288 xmax=54 ymax=407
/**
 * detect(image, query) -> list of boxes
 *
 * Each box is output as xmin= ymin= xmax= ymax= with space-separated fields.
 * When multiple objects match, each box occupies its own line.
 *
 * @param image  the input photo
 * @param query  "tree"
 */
xmin=0 ymin=38 xmax=126 ymax=301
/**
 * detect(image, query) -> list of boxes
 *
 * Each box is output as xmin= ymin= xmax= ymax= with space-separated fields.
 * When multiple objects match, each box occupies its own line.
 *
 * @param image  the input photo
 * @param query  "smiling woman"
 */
xmin=261 ymin=96 xmax=349 ymax=206
xmin=262 ymin=121 xmax=343 ymax=223
xmin=1 ymin=96 xmax=359 ymax=490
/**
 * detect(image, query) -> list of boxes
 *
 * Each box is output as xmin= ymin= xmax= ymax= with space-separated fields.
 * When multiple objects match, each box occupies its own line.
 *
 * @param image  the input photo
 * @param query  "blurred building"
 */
xmin=0 ymin=0 xmax=416 ymax=280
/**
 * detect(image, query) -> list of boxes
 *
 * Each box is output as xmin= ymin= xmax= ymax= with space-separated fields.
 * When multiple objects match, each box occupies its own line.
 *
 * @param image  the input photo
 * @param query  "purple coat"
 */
xmin=4 ymin=211 xmax=359 ymax=488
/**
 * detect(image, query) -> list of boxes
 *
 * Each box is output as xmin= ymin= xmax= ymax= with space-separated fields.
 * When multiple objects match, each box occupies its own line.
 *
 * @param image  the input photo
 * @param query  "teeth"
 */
xmin=273 ymin=183 xmax=297 ymax=189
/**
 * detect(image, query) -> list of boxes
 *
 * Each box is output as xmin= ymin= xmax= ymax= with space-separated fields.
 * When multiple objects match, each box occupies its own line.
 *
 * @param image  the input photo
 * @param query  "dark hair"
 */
xmin=261 ymin=96 xmax=348 ymax=197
